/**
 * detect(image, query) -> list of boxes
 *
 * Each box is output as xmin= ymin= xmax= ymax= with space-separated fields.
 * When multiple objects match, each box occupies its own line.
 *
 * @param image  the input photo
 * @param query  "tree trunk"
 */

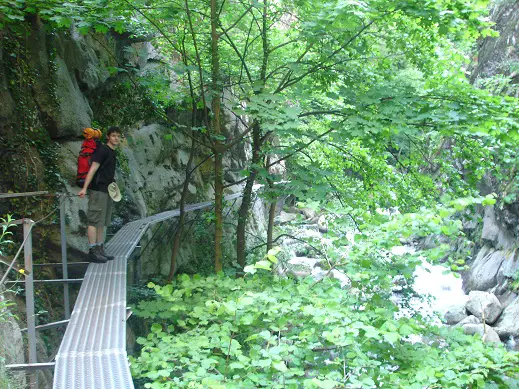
xmin=168 ymin=135 xmax=196 ymax=281
xmin=214 ymin=150 xmax=224 ymax=272
xmin=265 ymin=153 xmax=276 ymax=251
xmin=211 ymin=0 xmax=224 ymax=272
xmin=266 ymin=201 xmax=276 ymax=251
xmin=236 ymin=0 xmax=269 ymax=267
xmin=236 ymin=124 xmax=261 ymax=268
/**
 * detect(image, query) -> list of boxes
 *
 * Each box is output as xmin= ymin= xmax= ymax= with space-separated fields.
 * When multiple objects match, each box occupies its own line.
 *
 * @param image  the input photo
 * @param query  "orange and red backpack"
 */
xmin=76 ymin=128 xmax=102 ymax=187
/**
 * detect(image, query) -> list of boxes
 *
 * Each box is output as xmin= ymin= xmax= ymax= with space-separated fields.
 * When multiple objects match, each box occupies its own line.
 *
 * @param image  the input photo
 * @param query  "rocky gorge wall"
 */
xmin=0 ymin=19 xmax=267 ymax=384
xmin=0 ymin=17 xmax=264 ymax=270
xmin=449 ymin=0 xmax=519 ymax=346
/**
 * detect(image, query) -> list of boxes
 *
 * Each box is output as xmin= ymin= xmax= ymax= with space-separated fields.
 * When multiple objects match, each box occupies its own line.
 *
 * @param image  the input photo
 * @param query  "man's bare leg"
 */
xmin=87 ymin=225 xmax=97 ymax=245
xmin=96 ymin=226 xmax=104 ymax=244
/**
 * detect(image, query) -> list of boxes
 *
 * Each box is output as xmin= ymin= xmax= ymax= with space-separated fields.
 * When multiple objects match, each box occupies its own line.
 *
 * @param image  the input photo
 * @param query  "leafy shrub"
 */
xmin=131 ymin=273 xmax=518 ymax=388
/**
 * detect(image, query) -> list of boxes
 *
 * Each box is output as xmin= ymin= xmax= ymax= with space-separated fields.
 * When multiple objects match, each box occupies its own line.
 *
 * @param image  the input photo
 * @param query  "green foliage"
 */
xmin=1 ymin=27 xmax=62 ymax=200
xmin=131 ymin=273 xmax=518 ymax=388
xmin=0 ymin=0 xmax=131 ymax=32
xmin=88 ymin=79 xmax=162 ymax=128
xmin=131 ymin=198 xmax=518 ymax=388
xmin=510 ymin=270 xmax=519 ymax=292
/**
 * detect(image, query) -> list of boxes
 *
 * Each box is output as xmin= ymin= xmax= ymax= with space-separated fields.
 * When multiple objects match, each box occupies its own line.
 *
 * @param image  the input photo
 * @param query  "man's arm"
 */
xmin=78 ymin=162 xmax=101 ymax=198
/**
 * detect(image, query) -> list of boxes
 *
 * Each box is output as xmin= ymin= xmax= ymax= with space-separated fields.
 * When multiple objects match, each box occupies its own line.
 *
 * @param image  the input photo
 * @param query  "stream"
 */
xmin=391 ymin=245 xmax=468 ymax=324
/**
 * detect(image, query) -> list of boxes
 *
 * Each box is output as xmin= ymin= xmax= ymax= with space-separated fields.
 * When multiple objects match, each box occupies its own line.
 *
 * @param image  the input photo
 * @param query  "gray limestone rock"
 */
xmin=496 ymin=249 xmax=519 ymax=287
xmin=275 ymin=211 xmax=298 ymax=225
xmin=480 ymin=206 xmax=516 ymax=250
xmin=481 ymin=206 xmax=500 ymax=243
xmin=464 ymin=246 xmax=508 ymax=292
xmin=0 ymin=310 xmax=26 ymax=388
xmin=444 ymin=303 xmax=468 ymax=325
xmin=454 ymin=315 xmax=481 ymax=327
xmin=52 ymin=56 xmax=93 ymax=137
xmin=462 ymin=324 xmax=502 ymax=344
xmin=300 ymin=208 xmax=317 ymax=219
xmin=493 ymin=296 xmax=519 ymax=338
xmin=288 ymin=257 xmax=320 ymax=268
xmin=330 ymin=269 xmax=351 ymax=288
xmin=317 ymin=215 xmax=328 ymax=233
xmin=466 ymin=291 xmax=503 ymax=325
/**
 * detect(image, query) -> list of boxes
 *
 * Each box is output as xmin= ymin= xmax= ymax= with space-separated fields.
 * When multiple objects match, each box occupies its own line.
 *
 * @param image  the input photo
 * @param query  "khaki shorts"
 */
xmin=87 ymin=190 xmax=113 ymax=228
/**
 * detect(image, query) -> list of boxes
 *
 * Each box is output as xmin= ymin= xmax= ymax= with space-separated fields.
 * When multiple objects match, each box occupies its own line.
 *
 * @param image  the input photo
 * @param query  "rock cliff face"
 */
xmin=470 ymin=1 xmax=519 ymax=93
xmin=0 ymin=20 xmax=266 ymax=381
xmin=460 ymin=0 xmax=519 ymax=342
xmin=0 ymin=18 xmax=262 ymax=267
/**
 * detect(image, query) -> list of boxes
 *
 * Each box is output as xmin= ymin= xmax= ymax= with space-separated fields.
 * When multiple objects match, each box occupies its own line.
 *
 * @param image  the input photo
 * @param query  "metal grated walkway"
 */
xmin=53 ymin=193 xmax=242 ymax=389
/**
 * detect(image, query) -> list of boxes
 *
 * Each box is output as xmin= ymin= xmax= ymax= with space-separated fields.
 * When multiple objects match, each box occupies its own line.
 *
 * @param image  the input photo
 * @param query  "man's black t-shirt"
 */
xmin=90 ymin=144 xmax=116 ymax=192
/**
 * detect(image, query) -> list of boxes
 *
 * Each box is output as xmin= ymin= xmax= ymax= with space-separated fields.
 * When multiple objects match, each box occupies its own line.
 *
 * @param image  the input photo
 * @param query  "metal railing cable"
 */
xmin=0 ymin=222 xmax=33 ymax=287
xmin=0 ymin=194 xmax=68 ymax=288
xmin=52 ymin=190 xmax=251 ymax=389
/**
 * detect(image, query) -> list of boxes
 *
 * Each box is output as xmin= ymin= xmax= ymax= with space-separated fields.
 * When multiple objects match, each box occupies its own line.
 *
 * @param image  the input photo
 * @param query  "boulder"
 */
xmin=480 ymin=206 xmax=516 ymax=249
xmin=51 ymin=56 xmax=93 ymax=137
xmin=330 ymin=269 xmax=351 ymax=288
xmin=466 ymin=291 xmax=503 ymax=325
xmin=288 ymin=257 xmax=320 ymax=268
xmin=284 ymin=257 xmax=319 ymax=278
xmin=493 ymin=296 xmax=519 ymax=338
xmin=496 ymin=249 xmax=519 ymax=288
xmin=275 ymin=211 xmax=298 ymax=225
xmin=462 ymin=324 xmax=501 ymax=344
xmin=317 ymin=215 xmax=328 ymax=233
xmin=481 ymin=206 xmax=500 ymax=243
xmin=444 ymin=303 xmax=468 ymax=325
xmin=454 ymin=315 xmax=481 ymax=327
xmin=300 ymin=207 xmax=317 ymax=219
xmin=497 ymin=291 xmax=519 ymax=310
xmin=463 ymin=246 xmax=508 ymax=292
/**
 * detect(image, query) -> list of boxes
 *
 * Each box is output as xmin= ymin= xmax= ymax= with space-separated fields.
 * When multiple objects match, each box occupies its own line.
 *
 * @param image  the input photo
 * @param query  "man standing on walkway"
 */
xmin=78 ymin=127 xmax=122 ymax=263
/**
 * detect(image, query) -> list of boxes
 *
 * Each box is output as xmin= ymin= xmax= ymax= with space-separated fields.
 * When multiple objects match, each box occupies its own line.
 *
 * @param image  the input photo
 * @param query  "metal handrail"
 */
xmin=53 ymin=190 xmax=250 ymax=389
xmin=0 ymin=219 xmax=34 ymax=288
xmin=1 ymin=192 xmax=72 ymax=387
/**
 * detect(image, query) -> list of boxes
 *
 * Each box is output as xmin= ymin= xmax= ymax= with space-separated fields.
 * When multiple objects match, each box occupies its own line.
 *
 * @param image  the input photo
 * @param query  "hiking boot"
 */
xmin=99 ymin=244 xmax=114 ymax=261
xmin=88 ymin=247 xmax=108 ymax=263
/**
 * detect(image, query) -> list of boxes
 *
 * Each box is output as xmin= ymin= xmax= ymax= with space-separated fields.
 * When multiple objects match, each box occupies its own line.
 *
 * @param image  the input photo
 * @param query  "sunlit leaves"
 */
xmin=131 ymin=270 xmax=519 ymax=388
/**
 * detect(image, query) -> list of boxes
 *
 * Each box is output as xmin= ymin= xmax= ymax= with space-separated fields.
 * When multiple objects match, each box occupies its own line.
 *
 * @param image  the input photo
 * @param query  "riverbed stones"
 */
xmin=288 ymin=257 xmax=320 ymax=268
xmin=444 ymin=303 xmax=468 ymax=325
xmin=462 ymin=324 xmax=501 ymax=344
xmin=275 ymin=211 xmax=298 ymax=225
xmin=317 ymin=215 xmax=328 ymax=233
xmin=330 ymin=269 xmax=351 ymax=288
xmin=454 ymin=315 xmax=481 ymax=327
xmin=466 ymin=291 xmax=503 ymax=325
xmin=464 ymin=246 xmax=508 ymax=292
xmin=493 ymin=296 xmax=519 ymax=338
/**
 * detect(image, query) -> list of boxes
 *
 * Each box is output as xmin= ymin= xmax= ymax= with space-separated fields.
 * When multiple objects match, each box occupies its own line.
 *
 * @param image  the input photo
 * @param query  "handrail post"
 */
xmin=23 ymin=219 xmax=38 ymax=388
xmin=60 ymin=197 xmax=70 ymax=319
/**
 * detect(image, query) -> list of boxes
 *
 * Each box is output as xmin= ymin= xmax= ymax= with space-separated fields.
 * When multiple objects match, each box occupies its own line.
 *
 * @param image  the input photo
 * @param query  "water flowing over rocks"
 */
xmin=276 ymin=207 xmax=519 ymax=348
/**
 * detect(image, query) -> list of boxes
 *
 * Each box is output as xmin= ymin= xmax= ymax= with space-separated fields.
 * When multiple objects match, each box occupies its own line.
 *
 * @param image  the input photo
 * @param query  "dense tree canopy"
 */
xmin=2 ymin=0 xmax=519 ymax=387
